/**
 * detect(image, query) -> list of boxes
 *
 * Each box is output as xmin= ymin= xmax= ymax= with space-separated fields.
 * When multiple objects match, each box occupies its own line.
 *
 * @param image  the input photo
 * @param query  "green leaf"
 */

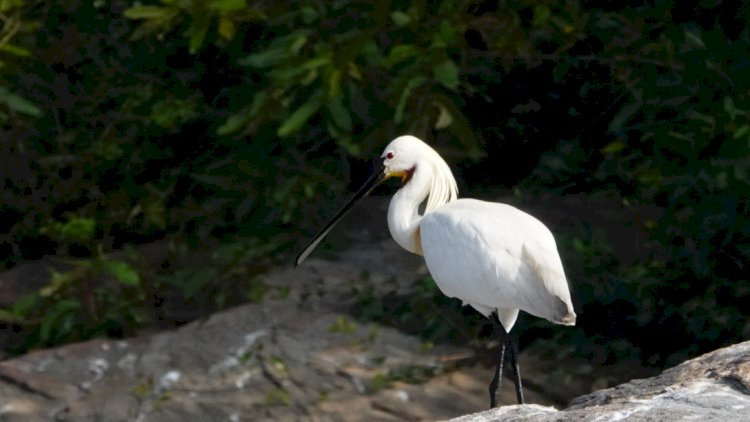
xmin=42 ymin=216 xmax=95 ymax=243
xmin=0 ymin=308 xmax=21 ymax=323
xmin=433 ymin=21 xmax=456 ymax=47
xmin=433 ymin=60 xmax=459 ymax=91
xmin=290 ymin=33 xmax=308 ymax=54
xmin=433 ymin=101 xmax=452 ymax=129
xmin=602 ymin=140 xmax=626 ymax=154
xmin=432 ymin=95 xmax=484 ymax=159
xmin=724 ymin=96 xmax=741 ymax=120
xmin=192 ymin=173 xmax=232 ymax=187
xmin=391 ymin=11 xmax=411 ymax=26
xmin=188 ymin=13 xmax=210 ymax=53
xmin=328 ymin=68 xmax=342 ymax=98
xmin=40 ymin=271 xmax=77 ymax=297
xmin=684 ymin=28 xmax=705 ymax=49
xmin=100 ymin=260 xmax=140 ymax=286
xmin=217 ymin=112 xmax=249 ymax=136
xmin=217 ymin=16 xmax=236 ymax=41
xmin=182 ymin=268 xmax=219 ymax=299
xmin=609 ymin=98 xmax=642 ymax=133
xmin=0 ymin=87 xmax=41 ymax=116
xmin=217 ymin=91 xmax=269 ymax=135
xmin=124 ymin=5 xmax=171 ymax=19
xmin=39 ymin=300 xmax=80 ymax=345
xmin=0 ymin=0 xmax=25 ymax=13
xmin=238 ymin=31 xmax=310 ymax=67
xmin=0 ymin=43 xmax=31 ymax=57
xmin=395 ymin=76 xmax=426 ymax=123
xmin=327 ymin=95 xmax=352 ymax=132
xmin=10 ymin=294 xmax=40 ymax=315
xmin=238 ymin=48 xmax=290 ymax=67
xmin=734 ymin=125 xmax=750 ymax=140
xmin=210 ymin=0 xmax=246 ymax=12
xmin=300 ymin=6 xmax=318 ymax=24
xmin=247 ymin=280 xmax=268 ymax=302
xmin=278 ymin=93 xmax=324 ymax=137
xmin=385 ymin=44 xmax=418 ymax=67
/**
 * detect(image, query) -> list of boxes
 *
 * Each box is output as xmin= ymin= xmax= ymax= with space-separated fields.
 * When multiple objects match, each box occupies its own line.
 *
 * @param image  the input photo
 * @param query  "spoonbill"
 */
xmin=296 ymin=135 xmax=576 ymax=408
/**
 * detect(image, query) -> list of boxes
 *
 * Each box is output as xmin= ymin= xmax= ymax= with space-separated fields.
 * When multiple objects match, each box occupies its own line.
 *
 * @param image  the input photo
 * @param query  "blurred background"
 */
xmin=0 ymin=0 xmax=748 ymax=390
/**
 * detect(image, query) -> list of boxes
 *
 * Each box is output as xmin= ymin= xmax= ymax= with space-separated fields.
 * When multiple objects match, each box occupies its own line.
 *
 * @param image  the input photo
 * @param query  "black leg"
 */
xmin=487 ymin=313 xmax=525 ymax=408
xmin=488 ymin=328 xmax=506 ymax=408
xmin=507 ymin=334 xmax=525 ymax=404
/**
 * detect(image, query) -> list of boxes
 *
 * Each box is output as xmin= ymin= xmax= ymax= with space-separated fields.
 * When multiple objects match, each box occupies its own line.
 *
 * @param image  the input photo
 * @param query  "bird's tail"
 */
xmin=552 ymin=296 xmax=577 ymax=326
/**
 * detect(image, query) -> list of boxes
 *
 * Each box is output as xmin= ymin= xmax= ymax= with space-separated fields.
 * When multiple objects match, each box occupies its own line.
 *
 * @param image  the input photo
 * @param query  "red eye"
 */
xmin=386 ymin=152 xmax=395 ymax=160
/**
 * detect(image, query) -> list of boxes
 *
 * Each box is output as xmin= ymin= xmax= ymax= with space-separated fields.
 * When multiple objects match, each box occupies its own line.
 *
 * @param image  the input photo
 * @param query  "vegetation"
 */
xmin=1 ymin=0 xmax=748 ymax=371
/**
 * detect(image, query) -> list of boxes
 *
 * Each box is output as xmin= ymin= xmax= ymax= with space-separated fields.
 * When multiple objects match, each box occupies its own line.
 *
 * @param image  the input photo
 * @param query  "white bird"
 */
xmin=296 ymin=135 xmax=576 ymax=408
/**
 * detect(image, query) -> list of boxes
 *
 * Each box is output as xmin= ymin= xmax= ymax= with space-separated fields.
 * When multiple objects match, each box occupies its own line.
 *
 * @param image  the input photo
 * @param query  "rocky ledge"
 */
xmin=452 ymin=339 xmax=750 ymax=421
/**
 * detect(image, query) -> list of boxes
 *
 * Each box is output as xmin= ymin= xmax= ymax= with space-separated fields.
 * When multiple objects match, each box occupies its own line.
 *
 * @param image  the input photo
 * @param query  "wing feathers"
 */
xmin=420 ymin=199 xmax=576 ymax=329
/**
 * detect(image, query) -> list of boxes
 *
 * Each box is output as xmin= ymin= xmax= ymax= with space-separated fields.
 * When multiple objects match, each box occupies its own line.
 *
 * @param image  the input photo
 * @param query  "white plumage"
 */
xmin=421 ymin=200 xmax=576 ymax=330
xmin=381 ymin=135 xmax=576 ymax=332
xmin=296 ymin=134 xmax=576 ymax=407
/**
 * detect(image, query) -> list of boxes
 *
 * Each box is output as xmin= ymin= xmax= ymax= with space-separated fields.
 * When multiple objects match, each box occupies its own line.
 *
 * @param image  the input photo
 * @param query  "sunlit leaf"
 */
xmin=218 ymin=16 xmax=236 ymax=41
xmin=124 ymin=5 xmax=171 ymax=19
xmin=290 ymin=33 xmax=308 ymax=54
xmin=217 ymin=112 xmax=249 ymax=136
xmin=0 ymin=43 xmax=31 ymax=57
xmin=433 ymin=101 xmax=452 ymax=129
xmin=99 ymin=260 xmax=140 ymax=286
xmin=210 ymin=0 xmax=246 ymax=12
xmin=391 ymin=11 xmax=411 ymax=26
xmin=602 ymin=140 xmax=626 ymax=154
xmin=42 ymin=217 xmax=95 ymax=243
xmin=40 ymin=271 xmax=76 ymax=297
xmin=188 ymin=13 xmax=210 ymax=53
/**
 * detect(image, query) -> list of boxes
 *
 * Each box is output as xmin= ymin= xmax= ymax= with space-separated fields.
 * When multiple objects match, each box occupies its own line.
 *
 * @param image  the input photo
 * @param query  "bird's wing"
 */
xmin=420 ymin=199 xmax=575 ymax=326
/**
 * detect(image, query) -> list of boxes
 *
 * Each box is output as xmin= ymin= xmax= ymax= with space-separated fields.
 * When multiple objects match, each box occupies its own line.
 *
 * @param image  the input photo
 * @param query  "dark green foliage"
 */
xmin=0 ymin=0 xmax=747 ymax=367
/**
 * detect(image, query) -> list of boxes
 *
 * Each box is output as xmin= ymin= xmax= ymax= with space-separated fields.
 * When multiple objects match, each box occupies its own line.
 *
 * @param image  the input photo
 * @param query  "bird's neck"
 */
xmin=387 ymin=167 xmax=430 ymax=255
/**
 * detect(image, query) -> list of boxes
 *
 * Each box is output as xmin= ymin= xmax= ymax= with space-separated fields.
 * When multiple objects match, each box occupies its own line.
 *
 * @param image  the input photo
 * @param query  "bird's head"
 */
xmin=380 ymin=135 xmax=458 ymax=213
xmin=295 ymin=135 xmax=457 ymax=266
xmin=380 ymin=135 xmax=424 ymax=185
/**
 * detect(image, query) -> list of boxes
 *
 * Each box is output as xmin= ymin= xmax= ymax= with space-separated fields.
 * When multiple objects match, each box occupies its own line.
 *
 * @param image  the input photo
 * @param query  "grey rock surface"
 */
xmin=450 ymin=340 xmax=750 ymax=421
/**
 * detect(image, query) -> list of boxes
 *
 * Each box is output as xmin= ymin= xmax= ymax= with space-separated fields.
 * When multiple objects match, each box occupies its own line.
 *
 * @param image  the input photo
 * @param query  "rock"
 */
xmin=449 ymin=340 xmax=750 ymax=422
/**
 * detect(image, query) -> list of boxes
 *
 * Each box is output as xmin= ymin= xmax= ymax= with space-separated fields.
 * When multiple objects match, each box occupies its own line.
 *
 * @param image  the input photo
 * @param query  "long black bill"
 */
xmin=295 ymin=163 xmax=387 ymax=266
